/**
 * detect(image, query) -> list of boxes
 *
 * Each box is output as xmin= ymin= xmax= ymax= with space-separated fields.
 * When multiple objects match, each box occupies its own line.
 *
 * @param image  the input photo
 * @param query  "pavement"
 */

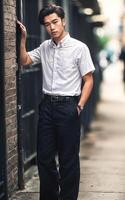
xmin=10 ymin=60 xmax=125 ymax=200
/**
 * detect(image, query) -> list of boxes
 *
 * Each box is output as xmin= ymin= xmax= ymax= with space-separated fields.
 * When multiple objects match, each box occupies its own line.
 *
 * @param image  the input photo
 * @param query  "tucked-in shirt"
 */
xmin=28 ymin=34 xmax=95 ymax=96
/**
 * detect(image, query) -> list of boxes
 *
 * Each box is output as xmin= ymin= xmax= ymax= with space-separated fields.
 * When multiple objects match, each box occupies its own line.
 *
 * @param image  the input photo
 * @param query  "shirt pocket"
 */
xmin=57 ymin=56 xmax=76 ymax=72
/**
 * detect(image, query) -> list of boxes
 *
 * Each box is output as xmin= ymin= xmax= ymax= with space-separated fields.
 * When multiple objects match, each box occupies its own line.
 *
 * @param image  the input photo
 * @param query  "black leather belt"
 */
xmin=43 ymin=94 xmax=79 ymax=102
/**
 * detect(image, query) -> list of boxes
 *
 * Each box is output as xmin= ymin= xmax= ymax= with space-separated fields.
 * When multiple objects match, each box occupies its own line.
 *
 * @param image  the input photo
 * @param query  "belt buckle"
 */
xmin=51 ymin=95 xmax=59 ymax=102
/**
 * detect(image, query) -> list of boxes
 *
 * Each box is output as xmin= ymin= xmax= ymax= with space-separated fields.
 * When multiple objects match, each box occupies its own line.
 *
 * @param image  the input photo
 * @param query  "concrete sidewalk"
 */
xmin=10 ymin=61 xmax=125 ymax=200
xmin=78 ymin=61 xmax=125 ymax=200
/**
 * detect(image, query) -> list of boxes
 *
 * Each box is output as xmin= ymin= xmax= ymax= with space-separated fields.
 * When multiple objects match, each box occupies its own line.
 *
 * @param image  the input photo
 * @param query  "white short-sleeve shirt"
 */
xmin=28 ymin=34 xmax=95 ymax=96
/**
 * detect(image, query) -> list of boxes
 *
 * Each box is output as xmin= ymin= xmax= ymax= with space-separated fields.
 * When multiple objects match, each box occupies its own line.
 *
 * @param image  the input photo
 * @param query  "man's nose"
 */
xmin=50 ymin=23 xmax=55 ymax=30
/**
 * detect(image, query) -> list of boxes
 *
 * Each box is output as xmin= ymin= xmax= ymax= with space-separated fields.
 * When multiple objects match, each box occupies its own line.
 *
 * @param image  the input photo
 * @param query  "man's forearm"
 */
xmin=20 ymin=38 xmax=28 ymax=65
xmin=78 ymin=73 xmax=94 ymax=108
xmin=20 ymin=37 xmax=32 ymax=66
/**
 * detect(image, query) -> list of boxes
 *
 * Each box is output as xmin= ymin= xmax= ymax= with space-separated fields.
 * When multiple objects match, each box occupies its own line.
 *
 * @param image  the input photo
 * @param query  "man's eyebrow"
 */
xmin=45 ymin=18 xmax=58 ymax=24
xmin=52 ymin=18 xmax=58 ymax=21
xmin=51 ymin=18 xmax=59 ymax=23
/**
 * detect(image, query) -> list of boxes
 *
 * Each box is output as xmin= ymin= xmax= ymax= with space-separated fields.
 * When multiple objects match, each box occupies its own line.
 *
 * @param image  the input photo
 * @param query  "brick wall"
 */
xmin=3 ymin=0 xmax=18 ymax=195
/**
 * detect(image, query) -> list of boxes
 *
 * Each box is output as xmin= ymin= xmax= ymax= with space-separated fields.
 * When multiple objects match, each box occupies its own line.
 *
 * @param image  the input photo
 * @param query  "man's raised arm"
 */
xmin=17 ymin=20 xmax=33 ymax=66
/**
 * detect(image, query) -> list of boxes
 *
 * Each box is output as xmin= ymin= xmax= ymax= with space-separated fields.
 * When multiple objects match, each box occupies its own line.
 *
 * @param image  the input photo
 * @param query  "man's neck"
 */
xmin=53 ymin=31 xmax=68 ymax=45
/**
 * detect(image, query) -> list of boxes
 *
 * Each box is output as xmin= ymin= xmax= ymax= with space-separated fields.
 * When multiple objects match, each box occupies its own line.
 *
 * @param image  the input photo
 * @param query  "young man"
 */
xmin=17 ymin=3 xmax=95 ymax=200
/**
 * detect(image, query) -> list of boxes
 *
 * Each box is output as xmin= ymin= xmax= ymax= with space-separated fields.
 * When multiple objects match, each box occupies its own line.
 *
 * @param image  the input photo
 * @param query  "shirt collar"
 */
xmin=50 ymin=33 xmax=70 ymax=48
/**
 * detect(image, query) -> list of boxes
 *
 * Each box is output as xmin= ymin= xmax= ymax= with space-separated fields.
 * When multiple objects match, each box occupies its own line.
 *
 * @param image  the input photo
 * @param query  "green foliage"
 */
xmin=96 ymin=34 xmax=110 ymax=50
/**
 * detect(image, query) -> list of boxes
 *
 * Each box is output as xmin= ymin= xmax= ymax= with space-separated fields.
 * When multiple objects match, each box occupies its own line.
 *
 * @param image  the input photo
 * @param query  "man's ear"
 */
xmin=62 ymin=18 xmax=66 ymax=26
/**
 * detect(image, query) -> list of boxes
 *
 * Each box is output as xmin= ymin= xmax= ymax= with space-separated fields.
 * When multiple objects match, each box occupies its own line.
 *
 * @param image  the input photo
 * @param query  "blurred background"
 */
xmin=1 ymin=0 xmax=125 ymax=199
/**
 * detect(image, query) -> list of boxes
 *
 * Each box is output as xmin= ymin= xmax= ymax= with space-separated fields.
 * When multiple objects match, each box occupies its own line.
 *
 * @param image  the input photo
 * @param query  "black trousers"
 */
xmin=37 ymin=96 xmax=81 ymax=200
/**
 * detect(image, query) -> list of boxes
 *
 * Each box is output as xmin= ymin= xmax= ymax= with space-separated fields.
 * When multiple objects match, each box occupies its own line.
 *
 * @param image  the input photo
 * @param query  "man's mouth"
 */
xmin=51 ymin=31 xmax=57 ymax=35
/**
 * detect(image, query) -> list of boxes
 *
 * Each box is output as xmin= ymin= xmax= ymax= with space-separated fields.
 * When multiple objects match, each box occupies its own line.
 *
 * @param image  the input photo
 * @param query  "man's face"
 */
xmin=44 ymin=13 xmax=65 ymax=42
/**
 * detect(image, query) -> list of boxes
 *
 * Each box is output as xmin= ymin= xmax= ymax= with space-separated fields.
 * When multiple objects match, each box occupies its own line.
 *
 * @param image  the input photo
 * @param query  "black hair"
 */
xmin=38 ymin=3 xmax=65 ymax=25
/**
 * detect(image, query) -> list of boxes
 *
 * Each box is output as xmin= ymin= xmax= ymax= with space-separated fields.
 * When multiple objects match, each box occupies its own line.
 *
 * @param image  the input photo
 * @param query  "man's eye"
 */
xmin=53 ymin=20 xmax=58 ymax=24
xmin=45 ymin=24 xmax=49 ymax=27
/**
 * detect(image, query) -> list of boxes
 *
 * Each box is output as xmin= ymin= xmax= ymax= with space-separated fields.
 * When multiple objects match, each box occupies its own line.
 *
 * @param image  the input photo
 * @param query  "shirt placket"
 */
xmin=51 ymin=46 xmax=59 ymax=93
